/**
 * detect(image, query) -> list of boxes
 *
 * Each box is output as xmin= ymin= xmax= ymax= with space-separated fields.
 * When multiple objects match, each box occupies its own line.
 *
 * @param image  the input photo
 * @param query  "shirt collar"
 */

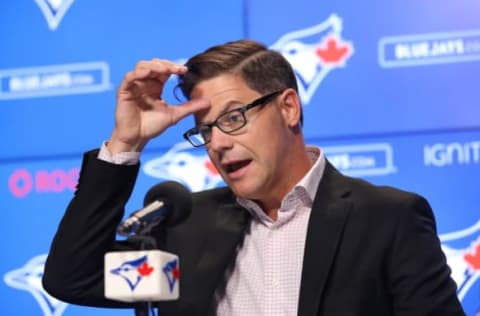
xmin=236 ymin=146 xmax=326 ymax=225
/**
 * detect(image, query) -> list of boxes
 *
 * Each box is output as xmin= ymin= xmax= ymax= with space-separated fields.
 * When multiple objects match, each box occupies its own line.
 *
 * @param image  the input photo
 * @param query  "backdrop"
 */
xmin=1 ymin=0 xmax=479 ymax=315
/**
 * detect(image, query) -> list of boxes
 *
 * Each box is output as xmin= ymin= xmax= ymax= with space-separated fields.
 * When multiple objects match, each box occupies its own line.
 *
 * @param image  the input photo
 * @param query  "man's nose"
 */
xmin=208 ymin=126 xmax=233 ymax=151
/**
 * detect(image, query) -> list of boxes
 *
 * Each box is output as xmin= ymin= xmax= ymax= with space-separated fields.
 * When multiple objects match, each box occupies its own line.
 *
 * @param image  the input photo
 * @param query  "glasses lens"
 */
xmin=187 ymin=133 xmax=206 ymax=146
xmin=217 ymin=109 xmax=246 ymax=133
xmin=186 ymin=125 xmax=212 ymax=146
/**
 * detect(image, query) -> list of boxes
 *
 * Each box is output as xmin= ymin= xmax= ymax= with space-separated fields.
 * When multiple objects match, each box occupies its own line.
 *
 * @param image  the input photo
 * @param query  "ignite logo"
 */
xmin=35 ymin=0 xmax=74 ymax=31
xmin=143 ymin=141 xmax=223 ymax=192
xmin=271 ymin=14 xmax=354 ymax=104
xmin=162 ymin=259 xmax=180 ymax=293
xmin=110 ymin=255 xmax=155 ymax=291
xmin=3 ymin=254 xmax=68 ymax=316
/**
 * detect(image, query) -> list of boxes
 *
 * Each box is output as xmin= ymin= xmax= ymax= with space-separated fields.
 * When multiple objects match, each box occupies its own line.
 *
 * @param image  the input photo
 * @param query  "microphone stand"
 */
xmin=127 ymin=229 xmax=161 ymax=316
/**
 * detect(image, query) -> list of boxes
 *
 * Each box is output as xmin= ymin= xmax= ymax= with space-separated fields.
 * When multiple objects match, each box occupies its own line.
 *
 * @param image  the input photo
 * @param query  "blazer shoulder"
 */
xmin=344 ymin=174 xmax=427 ymax=207
xmin=334 ymin=172 xmax=434 ymax=226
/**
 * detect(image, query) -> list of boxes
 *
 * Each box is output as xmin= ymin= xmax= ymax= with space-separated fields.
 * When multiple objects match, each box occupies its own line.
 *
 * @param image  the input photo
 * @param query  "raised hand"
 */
xmin=107 ymin=59 xmax=209 ymax=154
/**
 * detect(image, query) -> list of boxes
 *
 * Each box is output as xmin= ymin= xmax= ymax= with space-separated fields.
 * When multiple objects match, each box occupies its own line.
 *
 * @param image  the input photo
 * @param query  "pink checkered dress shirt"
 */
xmin=215 ymin=146 xmax=325 ymax=316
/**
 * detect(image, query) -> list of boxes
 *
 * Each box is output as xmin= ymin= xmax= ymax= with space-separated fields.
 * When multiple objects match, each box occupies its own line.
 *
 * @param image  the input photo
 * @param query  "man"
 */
xmin=43 ymin=40 xmax=465 ymax=315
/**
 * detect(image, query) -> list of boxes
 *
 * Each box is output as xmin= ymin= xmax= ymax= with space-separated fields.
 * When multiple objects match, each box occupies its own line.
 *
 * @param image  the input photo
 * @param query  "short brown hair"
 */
xmin=177 ymin=39 xmax=298 ymax=100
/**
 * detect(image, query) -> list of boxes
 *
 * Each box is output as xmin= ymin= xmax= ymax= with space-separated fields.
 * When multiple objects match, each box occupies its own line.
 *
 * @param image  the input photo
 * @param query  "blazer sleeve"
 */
xmin=387 ymin=194 xmax=465 ymax=315
xmin=42 ymin=150 xmax=141 ymax=307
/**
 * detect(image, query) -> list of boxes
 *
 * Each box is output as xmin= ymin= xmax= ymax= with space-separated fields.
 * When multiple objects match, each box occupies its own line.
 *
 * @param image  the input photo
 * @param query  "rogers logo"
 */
xmin=8 ymin=168 xmax=79 ymax=198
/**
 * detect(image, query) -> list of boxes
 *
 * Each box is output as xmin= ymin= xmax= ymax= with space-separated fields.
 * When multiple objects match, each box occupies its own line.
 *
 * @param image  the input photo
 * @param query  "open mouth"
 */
xmin=225 ymin=160 xmax=251 ymax=174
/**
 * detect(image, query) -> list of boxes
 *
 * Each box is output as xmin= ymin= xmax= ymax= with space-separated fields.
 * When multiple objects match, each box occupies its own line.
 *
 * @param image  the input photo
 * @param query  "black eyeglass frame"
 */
xmin=183 ymin=90 xmax=284 ymax=147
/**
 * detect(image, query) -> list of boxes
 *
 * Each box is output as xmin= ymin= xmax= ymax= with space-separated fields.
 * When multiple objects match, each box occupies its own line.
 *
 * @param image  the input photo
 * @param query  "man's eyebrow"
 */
xmin=200 ymin=100 xmax=245 ymax=125
xmin=195 ymin=97 xmax=249 ymax=126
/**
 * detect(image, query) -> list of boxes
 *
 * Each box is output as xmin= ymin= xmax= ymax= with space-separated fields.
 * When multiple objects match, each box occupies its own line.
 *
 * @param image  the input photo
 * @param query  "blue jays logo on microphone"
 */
xmin=3 ymin=254 xmax=68 ymax=316
xmin=163 ymin=259 xmax=180 ymax=292
xmin=110 ymin=255 xmax=155 ymax=291
xmin=440 ymin=219 xmax=480 ymax=315
xmin=271 ymin=14 xmax=354 ymax=105
xmin=35 ymin=0 xmax=74 ymax=31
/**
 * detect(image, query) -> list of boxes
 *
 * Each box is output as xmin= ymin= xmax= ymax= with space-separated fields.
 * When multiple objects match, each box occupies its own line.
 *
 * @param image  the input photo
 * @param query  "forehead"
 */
xmin=191 ymin=74 xmax=260 ymax=122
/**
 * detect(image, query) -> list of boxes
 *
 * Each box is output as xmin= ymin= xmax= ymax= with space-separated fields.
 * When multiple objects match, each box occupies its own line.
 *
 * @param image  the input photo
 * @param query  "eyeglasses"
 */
xmin=183 ymin=90 xmax=283 ymax=147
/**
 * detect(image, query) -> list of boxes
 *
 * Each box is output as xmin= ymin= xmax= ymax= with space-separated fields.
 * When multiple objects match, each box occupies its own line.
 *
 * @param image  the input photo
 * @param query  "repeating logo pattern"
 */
xmin=440 ymin=219 xmax=480 ymax=309
xmin=379 ymin=30 xmax=480 ymax=68
xmin=110 ymin=255 xmax=155 ymax=291
xmin=4 ymin=254 xmax=68 ymax=316
xmin=143 ymin=141 xmax=223 ymax=192
xmin=324 ymin=143 xmax=397 ymax=177
xmin=35 ymin=0 xmax=74 ymax=31
xmin=271 ymin=14 xmax=354 ymax=104
xmin=0 ymin=62 xmax=112 ymax=100
xmin=162 ymin=259 xmax=180 ymax=293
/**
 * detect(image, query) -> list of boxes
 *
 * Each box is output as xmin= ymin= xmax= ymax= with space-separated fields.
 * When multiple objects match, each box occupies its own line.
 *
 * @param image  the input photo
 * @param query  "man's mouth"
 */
xmin=224 ymin=160 xmax=252 ymax=174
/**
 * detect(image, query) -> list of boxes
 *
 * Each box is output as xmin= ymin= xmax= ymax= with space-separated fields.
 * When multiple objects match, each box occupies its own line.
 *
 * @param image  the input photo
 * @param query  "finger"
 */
xmin=137 ymin=59 xmax=187 ymax=76
xmin=119 ymin=68 xmax=165 ymax=93
xmin=170 ymin=99 xmax=211 ymax=124
xmin=120 ymin=63 xmax=186 ymax=92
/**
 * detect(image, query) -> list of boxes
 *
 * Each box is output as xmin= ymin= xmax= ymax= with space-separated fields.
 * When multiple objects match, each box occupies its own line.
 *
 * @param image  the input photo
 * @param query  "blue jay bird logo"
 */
xmin=163 ymin=259 xmax=179 ymax=292
xmin=143 ymin=141 xmax=223 ymax=192
xmin=35 ymin=0 xmax=75 ymax=31
xmin=110 ymin=255 xmax=155 ymax=291
xmin=270 ymin=14 xmax=354 ymax=105
xmin=4 ymin=254 xmax=68 ymax=316
xmin=440 ymin=219 xmax=480 ymax=315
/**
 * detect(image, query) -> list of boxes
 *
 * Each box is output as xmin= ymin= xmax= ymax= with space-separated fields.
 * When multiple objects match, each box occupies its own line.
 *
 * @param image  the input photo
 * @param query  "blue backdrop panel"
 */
xmin=245 ymin=0 xmax=480 ymax=139
xmin=0 ymin=0 xmax=244 ymax=159
xmin=1 ymin=0 xmax=479 ymax=315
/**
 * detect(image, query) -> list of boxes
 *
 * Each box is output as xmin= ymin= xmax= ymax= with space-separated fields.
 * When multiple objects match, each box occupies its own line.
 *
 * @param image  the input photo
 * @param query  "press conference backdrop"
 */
xmin=1 ymin=0 xmax=479 ymax=315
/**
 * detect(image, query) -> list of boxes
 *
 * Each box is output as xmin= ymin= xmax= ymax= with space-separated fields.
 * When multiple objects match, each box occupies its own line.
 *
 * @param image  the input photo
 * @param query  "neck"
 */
xmin=257 ymin=146 xmax=313 ymax=220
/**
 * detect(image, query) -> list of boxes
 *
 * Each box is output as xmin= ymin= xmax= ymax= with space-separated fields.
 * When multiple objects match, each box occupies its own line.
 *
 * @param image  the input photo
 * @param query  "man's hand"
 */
xmin=107 ymin=59 xmax=209 ymax=154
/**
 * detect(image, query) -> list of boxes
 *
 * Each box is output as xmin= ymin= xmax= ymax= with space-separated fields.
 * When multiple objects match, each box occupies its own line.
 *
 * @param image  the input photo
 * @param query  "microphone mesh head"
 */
xmin=143 ymin=181 xmax=192 ymax=226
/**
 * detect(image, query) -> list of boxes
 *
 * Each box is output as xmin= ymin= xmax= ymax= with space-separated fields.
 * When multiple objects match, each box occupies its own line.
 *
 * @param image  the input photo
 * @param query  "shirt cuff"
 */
xmin=97 ymin=141 xmax=140 ymax=165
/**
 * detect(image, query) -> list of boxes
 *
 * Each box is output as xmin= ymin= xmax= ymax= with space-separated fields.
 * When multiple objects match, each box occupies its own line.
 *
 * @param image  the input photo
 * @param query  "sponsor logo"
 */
xmin=8 ymin=168 xmax=79 ymax=198
xmin=424 ymin=141 xmax=480 ymax=167
xmin=379 ymin=29 xmax=480 ymax=68
xmin=162 ymin=259 xmax=180 ymax=293
xmin=0 ymin=62 xmax=111 ymax=100
xmin=110 ymin=255 xmax=155 ymax=291
xmin=271 ymin=14 xmax=354 ymax=105
xmin=4 ymin=254 xmax=68 ymax=316
xmin=35 ymin=0 xmax=74 ymax=31
xmin=324 ymin=143 xmax=396 ymax=177
xmin=440 ymin=220 xmax=480 ymax=309
xmin=143 ymin=141 xmax=223 ymax=192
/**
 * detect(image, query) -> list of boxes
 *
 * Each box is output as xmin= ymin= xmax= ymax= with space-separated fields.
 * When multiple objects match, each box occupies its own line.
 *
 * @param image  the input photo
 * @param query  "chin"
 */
xmin=228 ymin=181 xmax=260 ymax=200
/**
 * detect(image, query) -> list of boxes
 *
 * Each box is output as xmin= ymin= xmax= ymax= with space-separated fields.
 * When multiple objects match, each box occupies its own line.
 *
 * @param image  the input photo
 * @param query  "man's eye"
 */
xmin=227 ymin=113 xmax=242 ymax=123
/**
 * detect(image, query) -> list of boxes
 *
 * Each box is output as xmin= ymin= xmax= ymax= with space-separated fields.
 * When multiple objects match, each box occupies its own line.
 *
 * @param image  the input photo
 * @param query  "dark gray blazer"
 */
xmin=43 ymin=150 xmax=465 ymax=315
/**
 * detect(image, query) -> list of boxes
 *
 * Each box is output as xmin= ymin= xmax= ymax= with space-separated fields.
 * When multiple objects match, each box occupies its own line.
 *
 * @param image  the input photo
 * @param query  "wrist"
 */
xmin=107 ymin=132 xmax=147 ymax=154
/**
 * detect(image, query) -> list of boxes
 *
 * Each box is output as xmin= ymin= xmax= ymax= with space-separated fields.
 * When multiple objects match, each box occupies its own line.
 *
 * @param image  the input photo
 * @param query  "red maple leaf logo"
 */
xmin=137 ymin=262 xmax=154 ymax=276
xmin=316 ymin=36 xmax=351 ymax=64
xmin=172 ymin=266 xmax=180 ymax=280
xmin=464 ymin=241 xmax=480 ymax=271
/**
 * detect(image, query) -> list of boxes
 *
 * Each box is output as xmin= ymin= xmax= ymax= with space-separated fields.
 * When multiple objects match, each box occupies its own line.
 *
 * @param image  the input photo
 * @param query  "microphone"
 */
xmin=117 ymin=181 xmax=192 ymax=237
xmin=105 ymin=181 xmax=190 ymax=303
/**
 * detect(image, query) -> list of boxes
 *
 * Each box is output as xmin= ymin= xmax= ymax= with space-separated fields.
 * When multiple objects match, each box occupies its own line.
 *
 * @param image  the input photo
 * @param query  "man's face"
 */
xmin=190 ymin=74 xmax=295 ymax=202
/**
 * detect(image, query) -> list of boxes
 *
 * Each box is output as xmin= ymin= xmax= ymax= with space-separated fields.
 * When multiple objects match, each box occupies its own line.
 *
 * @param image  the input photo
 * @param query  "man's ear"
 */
xmin=279 ymin=89 xmax=302 ymax=128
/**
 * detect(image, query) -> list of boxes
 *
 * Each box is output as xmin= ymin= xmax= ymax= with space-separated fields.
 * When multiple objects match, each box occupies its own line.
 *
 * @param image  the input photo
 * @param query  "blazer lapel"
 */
xmin=297 ymin=162 xmax=352 ymax=316
xmin=193 ymin=191 xmax=250 ymax=312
